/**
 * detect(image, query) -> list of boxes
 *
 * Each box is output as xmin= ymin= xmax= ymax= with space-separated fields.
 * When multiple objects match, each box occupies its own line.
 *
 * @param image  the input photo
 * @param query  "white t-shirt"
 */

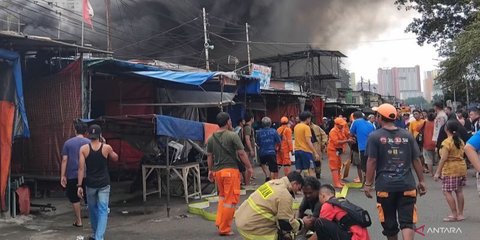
xmin=432 ymin=110 xmax=448 ymax=142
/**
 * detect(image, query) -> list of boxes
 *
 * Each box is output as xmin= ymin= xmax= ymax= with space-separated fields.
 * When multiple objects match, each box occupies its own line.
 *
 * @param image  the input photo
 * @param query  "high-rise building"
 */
xmin=349 ymin=72 xmax=356 ymax=90
xmin=378 ymin=66 xmax=422 ymax=100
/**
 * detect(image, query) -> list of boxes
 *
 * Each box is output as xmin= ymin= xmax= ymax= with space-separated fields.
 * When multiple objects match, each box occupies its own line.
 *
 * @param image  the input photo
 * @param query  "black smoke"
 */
xmin=1 ymin=0 xmax=409 ymax=69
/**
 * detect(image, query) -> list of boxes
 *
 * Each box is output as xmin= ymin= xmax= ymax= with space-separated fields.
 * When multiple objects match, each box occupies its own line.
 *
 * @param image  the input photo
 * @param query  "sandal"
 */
xmin=73 ymin=222 xmax=83 ymax=227
xmin=457 ymin=216 xmax=466 ymax=221
xmin=443 ymin=216 xmax=458 ymax=222
xmin=353 ymin=177 xmax=361 ymax=183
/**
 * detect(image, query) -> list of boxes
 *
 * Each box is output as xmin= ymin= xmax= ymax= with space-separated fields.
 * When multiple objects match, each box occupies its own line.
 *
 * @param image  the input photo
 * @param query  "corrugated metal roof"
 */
xmin=0 ymin=31 xmax=112 ymax=54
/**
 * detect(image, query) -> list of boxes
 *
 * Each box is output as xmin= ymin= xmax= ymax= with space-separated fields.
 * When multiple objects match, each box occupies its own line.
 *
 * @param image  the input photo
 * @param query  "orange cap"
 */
xmin=280 ymin=116 xmax=289 ymax=124
xmin=376 ymin=103 xmax=397 ymax=120
xmin=334 ymin=117 xmax=347 ymax=126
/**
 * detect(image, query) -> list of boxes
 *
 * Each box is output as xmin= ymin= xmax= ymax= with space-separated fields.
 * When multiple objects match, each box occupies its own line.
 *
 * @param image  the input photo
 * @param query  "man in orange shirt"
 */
xmin=294 ymin=111 xmax=320 ymax=177
xmin=277 ymin=116 xmax=294 ymax=176
xmin=409 ymin=110 xmax=426 ymax=138
xmin=328 ymin=118 xmax=354 ymax=188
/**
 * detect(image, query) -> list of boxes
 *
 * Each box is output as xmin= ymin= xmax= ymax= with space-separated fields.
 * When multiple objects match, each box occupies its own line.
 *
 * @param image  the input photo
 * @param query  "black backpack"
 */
xmin=327 ymin=197 xmax=372 ymax=228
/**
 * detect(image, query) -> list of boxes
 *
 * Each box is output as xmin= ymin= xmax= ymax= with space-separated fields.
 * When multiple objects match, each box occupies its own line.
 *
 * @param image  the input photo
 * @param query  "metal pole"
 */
xmin=220 ymin=76 xmax=224 ymax=112
xmin=202 ymin=8 xmax=210 ymax=71
xmin=57 ymin=12 xmax=61 ymax=39
xmin=6 ymin=14 xmax=10 ymax=31
xmin=246 ymin=22 xmax=251 ymax=73
xmin=105 ymin=0 xmax=112 ymax=51
xmin=466 ymin=78 xmax=470 ymax=107
xmin=17 ymin=12 xmax=20 ymax=33
xmin=81 ymin=21 xmax=84 ymax=46
xmin=166 ymin=138 xmax=170 ymax=217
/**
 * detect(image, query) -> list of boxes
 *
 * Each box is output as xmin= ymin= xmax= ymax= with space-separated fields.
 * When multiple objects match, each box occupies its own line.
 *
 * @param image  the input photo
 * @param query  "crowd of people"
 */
xmin=58 ymin=100 xmax=480 ymax=240
xmin=205 ymin=100 xmax=480 ymax=240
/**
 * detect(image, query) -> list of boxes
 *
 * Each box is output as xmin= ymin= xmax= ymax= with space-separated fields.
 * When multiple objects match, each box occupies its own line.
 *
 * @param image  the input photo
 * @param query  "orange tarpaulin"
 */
xmin=204 ymin=123 xmax=219 ymax=143
xmin=0 ymin=101 xmax=14 ymax=209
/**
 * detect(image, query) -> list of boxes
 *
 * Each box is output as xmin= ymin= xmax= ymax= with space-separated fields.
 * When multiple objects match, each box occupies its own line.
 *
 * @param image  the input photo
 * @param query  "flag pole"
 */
xmin=81 ymin=21 xmax=84 ymax=46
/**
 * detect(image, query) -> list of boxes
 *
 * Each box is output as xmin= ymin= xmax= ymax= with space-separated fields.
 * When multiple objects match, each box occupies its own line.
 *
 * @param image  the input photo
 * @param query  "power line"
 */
xmin=113 ymin=17 xmax=200 ymax=51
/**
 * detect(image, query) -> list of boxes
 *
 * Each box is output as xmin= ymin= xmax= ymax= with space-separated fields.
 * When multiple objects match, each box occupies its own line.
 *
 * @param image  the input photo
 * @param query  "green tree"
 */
xmin=395 ymin=1 xmax=480 ymax=103
xmin=394 ymin=0 xmax=479 ymax=54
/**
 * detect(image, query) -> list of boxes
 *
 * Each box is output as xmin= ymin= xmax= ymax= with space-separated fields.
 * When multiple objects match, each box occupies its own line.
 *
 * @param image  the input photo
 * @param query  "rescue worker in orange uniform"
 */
xmin=235 ymin=172 xmax=314 ymax=240
xmin=277 ymin=116 xmax=294 ymax=176
xmin=328 ymin=118 xmax=355 ymax=188
xmin=207 ymin=112 xmax=254 ymax=236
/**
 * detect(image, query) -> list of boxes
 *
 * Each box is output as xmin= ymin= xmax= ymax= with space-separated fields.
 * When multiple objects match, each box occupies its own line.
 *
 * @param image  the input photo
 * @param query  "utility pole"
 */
xmin=17 ymin=12 xmax=20 ymax=33
xmin=57 ymin=11 xmax=61 ymax=39
xmin=81 ymin=21 xmax=84 ymax=46
xmin=105 ymin=0 xmax=112 ymax=51
xmin=246 ymin=22 xmax=251 ymax=73
xmin=466 ymin=78 xmax=470 ymax=107
xmin=202 ymin=8 xmax=210 ymax=71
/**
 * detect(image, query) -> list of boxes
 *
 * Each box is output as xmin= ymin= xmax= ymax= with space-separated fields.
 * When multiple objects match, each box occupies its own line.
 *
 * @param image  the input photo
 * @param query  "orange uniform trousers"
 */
xmin=327 ymin=149 xmax=342 ymax=170
xmin=277 ymin=149 xmax=291 ymax=166
xmin=214 ymin=168 xmax=241 ymax=234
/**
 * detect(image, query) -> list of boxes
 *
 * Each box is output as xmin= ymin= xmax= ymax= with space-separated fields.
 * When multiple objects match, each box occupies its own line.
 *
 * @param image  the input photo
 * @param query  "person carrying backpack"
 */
xmin=311 ymin=184 xmax=370 ymax=240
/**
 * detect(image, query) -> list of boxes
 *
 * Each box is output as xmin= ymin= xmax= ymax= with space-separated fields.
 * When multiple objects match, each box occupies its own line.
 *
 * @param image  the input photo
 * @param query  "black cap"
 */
xmin=87 ymin=124 xmax=102 ymax=139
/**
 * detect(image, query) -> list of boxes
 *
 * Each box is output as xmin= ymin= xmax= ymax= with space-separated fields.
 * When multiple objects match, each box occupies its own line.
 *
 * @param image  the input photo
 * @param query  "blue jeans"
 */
xmin=86 ymin=185 xmax=110 ymax=240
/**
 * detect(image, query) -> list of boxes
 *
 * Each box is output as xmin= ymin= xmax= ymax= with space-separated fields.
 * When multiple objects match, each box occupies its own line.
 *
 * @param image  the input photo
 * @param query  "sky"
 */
xmin=343 ymin=12 xmax=440 ymax=88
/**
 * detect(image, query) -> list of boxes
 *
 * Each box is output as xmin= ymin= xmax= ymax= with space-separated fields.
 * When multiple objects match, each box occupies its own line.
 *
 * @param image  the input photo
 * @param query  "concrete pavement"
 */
xmin=1 ymin=162 xmax=480 ymax=240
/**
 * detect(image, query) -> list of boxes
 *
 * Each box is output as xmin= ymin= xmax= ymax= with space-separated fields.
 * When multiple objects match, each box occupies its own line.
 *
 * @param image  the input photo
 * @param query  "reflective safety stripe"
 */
xmin=223 ymin=203 xmax=236 ymax=208
xmin=219 ymin=196 xmax=225 ymax=200
xmin=238 ymin=228 xmax=277 ymax=240
xmin=246 ymin=198 xmax=276 ymax=222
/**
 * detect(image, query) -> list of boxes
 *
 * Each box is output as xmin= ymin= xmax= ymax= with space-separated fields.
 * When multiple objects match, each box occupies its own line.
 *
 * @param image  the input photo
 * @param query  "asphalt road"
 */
xmin=1 ymin=162 xmax=480 ymax=240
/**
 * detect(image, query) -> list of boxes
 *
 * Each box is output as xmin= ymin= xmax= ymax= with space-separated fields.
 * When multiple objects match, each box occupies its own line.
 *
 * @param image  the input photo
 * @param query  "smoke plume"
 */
xmin=1 ymin=0 xmax=408 ymax=68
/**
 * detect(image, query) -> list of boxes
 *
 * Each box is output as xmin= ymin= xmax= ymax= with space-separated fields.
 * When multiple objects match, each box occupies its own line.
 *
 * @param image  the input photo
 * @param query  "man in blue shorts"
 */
xmin=60 ymin=121 xmax=90 ymax=227
xmin=294 ymin=111 xmax=320 ymax=177
xmin=350 ymin=111 xmax=375 ymax=185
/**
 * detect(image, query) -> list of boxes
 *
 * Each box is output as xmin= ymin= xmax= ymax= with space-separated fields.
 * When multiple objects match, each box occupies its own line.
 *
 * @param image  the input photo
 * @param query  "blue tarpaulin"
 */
xmin=134 ymin=71 xmax=216 ymax=86
xmin=0 ymin=48 xmax=29 ymax=137
xmin=155 ymin=115 xmax=204 ymax=141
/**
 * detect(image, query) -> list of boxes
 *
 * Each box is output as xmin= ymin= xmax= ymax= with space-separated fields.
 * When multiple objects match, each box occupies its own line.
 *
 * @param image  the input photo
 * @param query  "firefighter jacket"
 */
xmin=235 ymin=177 xmax=303 ymax=239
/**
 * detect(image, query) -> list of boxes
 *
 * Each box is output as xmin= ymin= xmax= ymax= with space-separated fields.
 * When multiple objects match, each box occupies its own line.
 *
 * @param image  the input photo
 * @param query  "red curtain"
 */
xmin=311 ymin=97 xmax=325 ymax=124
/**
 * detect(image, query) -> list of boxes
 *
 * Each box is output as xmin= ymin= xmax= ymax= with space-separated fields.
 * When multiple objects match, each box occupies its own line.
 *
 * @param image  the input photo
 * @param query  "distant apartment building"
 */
xmin=378 ymin=66 xmax=422 ymax=100
xmin=349 ymin=72 xmax=356 ymax=90
xmin=356 ymin=81 xmax=378 ymax=93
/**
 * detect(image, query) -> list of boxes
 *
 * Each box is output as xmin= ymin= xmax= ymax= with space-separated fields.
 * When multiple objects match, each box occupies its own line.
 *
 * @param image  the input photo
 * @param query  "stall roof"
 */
xmin=252 ymin=49 xmax=346 ymax=64
xmin=88 ymin=59 xmax=254 ymax=87
xmin=0 ymin=31 xmax=112 ymax=54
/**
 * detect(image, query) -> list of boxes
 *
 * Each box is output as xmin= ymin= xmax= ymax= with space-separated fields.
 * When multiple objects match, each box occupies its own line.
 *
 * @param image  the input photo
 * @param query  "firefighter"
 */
xmin=235 ymin=172 xmax=313 ymax=240
xmin=277 ymin=116 xmax=294 ymax=176
xmin=327 ymin=118 xmax=355 ymax=188
xmin=310 ymin=121 xmax=328 ymax=178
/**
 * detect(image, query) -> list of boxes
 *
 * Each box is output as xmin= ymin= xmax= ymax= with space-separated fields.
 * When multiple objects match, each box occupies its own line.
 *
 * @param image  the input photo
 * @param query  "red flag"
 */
xmin=82 ymin=0 xmax=94 ymax=28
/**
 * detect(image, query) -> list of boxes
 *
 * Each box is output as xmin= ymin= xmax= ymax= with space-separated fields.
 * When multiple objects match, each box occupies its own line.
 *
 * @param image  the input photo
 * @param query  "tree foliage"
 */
xmin=395 ymin=0 xmax=480 ymax=103
xmin=394 ymin=0 xmax=478 ymax=54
